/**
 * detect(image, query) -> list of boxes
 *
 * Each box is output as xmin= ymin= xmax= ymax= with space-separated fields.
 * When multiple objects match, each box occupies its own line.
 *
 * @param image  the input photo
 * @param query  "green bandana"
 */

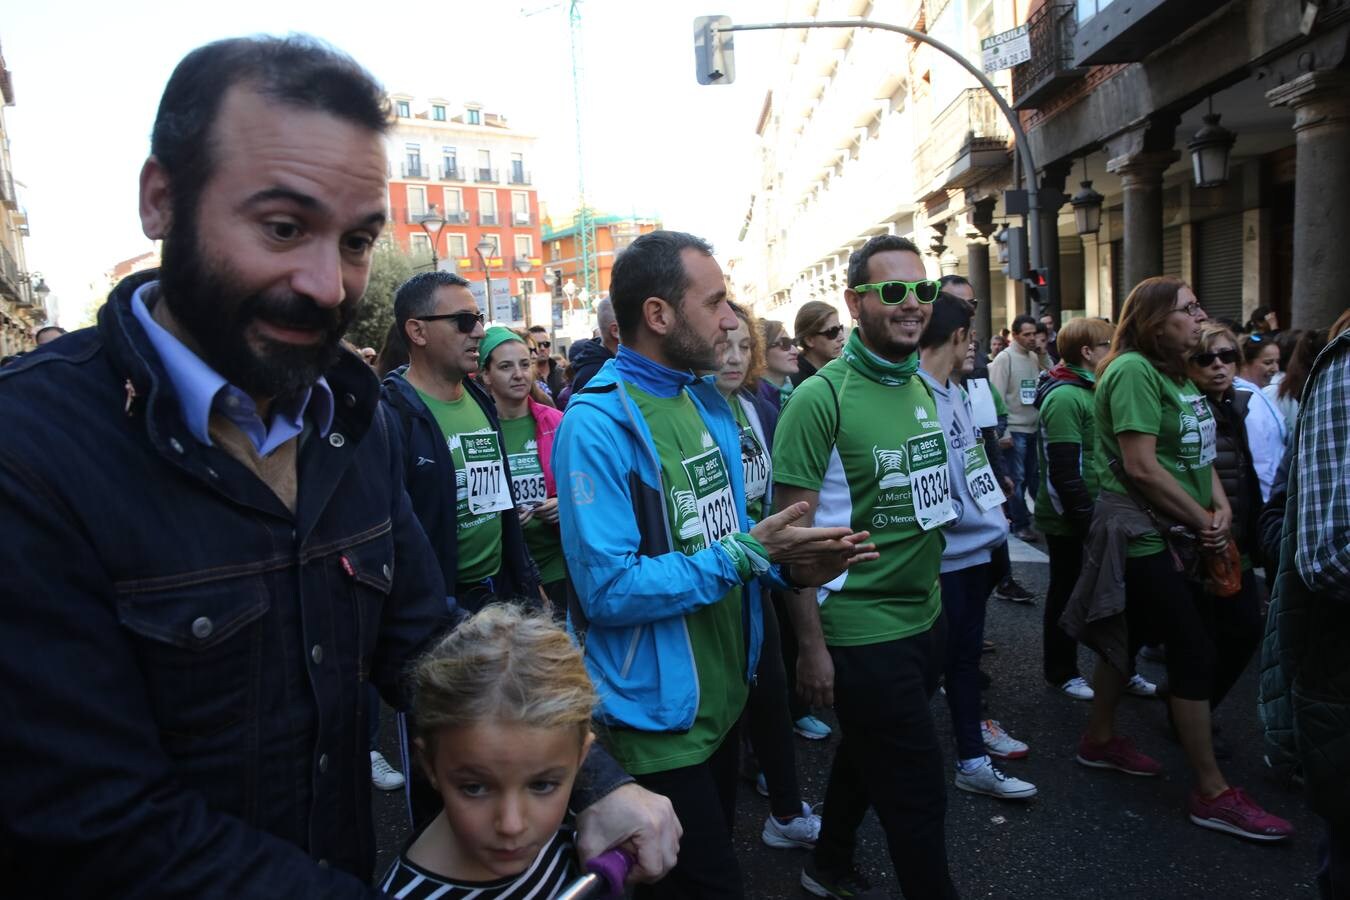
xmin=479 ymin=326 xmax=525 ymax=366
xmin=1068 ymin=363 xmax=1097 ymax=384
xmin=840 ymin=328 xmax=919 ymax=386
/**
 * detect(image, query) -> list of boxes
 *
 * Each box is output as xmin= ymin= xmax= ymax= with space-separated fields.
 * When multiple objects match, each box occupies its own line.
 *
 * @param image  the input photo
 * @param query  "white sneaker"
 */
xmin=954 ymin=759 xmax=1037 ymax=800
xmin=981 ymin=719 xmax=1029 ymax=760
xmin=1126 ymin=673 xmax=1158 ymax=697
xmin=761 ymin=802 xmax=821 ymax=849
xmin=370 ymin=750 xmax=406 ymax=791
xmin=1059 ymin=676 xmax=1095 ymax=701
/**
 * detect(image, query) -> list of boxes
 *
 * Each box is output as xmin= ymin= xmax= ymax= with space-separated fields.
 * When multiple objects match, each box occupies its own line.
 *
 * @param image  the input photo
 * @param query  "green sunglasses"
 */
xmin=853 ymin=279 xmax=942 ymax=304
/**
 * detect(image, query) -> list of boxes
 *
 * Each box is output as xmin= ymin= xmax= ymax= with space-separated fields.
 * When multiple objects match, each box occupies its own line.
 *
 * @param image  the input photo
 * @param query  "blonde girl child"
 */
xmin=380 ymin=605 xmax=598 ymax=898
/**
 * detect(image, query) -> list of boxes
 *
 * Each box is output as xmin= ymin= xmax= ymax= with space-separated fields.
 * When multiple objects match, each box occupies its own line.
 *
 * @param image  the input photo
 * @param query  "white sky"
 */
xmin=4 ymin=0 xmax=786 ymax=326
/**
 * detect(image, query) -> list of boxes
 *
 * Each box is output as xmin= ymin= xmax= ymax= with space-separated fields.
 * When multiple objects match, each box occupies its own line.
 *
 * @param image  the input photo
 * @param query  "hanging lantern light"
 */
xmin=1188 ymin=97 xmax=1237 ymax=188
xmin=1070 ymin=156 xmax=1104 ymax=236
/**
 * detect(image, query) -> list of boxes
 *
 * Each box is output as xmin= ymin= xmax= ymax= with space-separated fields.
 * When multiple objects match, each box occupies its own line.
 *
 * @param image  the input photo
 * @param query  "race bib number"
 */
xmin=1195 ymin=402 xmax=1217 ymax=467
xmin=1019 ymin=378 xmax=1037 ymax=406
xmin=678 ymin=446 xmax=738 ymax=549
xmin=1180 ymin=394 xmax=1217 ymax=468
xmin=460 ymin=430 xmax=513 ymax=515
xmin=508 ymin=451 xmax=548 ymax=507
xmin=907 ymin=432 xmax=956 ymax=531
xmin=967 ymin=378 xmax=998 ymax=429
xmin=740 ymin=427 xmax=769 ymax=503
xmin=964 ymin=444 xmax=1006 ymax=512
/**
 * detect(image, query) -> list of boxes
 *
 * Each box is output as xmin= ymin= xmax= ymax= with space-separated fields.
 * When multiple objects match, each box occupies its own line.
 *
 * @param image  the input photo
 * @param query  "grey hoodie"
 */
xmin=919 ymin=369 xmax=1011 ymax=574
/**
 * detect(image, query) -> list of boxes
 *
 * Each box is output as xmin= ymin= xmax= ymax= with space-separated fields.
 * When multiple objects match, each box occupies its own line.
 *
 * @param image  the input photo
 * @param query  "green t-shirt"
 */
xmin=1034 ymin=377 xmax=1098 ymax=537
xmin=605 ymin=384 xmax=747 ymax=775
xmin=498 ymin=414 xmax=566 ymax=585
xmin=772 ymin=359 xmax=944 ymax=647
xmin=1094 ymin=352 xmax=1216 ymax=557
xmin=731 ymin=397 xmax=770 ymax=524
xmin=413 ymin=386 xmax=505 ymax=583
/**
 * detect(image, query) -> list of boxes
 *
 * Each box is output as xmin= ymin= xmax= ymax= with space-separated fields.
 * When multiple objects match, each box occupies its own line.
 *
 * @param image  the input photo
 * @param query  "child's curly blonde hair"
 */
xmin=411 ymin=604 xmax=596 ymax=752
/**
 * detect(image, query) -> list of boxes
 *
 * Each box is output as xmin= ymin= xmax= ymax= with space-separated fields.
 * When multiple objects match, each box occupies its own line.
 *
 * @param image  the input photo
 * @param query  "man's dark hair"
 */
xmin=33 ymin=326 xmax=67 ymax=342
xmin=609 ymin=230 xmax=714 ymax=341
xmin=394 ymin=270 xmax=471 ymax=334
xmin=1011 ymin=314 xmax=1037 ymax=334
xmin=528 ymin=324 xmax=549 ymax=335
xmin=151 ymin=35 xmax=389 ymax=225
xmin=1035 ymin=321 xmax=1049 ymax=335
xmin=938 ymin=274 xmax=971 ymax=291
xmin=919 ymin=293 xmax=976 ymax=350
xmin=846 ymin=235 xmax=923 ymax=289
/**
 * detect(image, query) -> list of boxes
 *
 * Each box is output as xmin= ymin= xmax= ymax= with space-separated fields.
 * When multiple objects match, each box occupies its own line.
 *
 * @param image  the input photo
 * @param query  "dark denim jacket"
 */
xmin=0 ymin=271 xmax=455 ymax=897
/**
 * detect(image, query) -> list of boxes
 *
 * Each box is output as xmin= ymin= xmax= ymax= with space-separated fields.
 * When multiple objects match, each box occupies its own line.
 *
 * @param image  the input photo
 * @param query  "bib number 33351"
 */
xmin=907 ymin=431 xmax=956 ymax=531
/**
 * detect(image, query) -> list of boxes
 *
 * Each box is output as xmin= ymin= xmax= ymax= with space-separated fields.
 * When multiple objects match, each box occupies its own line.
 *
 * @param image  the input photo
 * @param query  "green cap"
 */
xmin=478 ymin=326 xmax=525 ymax=366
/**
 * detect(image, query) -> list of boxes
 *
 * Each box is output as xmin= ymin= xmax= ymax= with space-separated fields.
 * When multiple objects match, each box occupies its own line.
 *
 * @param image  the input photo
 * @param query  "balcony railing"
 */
xmin=444 ymin=209 xmax=470 ymax=224
xmin=509 ymin=169 xmax=532 ymax=185
xmin=1 ymin=170 xmax=15 ymax=210
xmin=401 ymin=162 xmax=427 ymax=178
xmin=475 ymin=168 xmax=498 ymax=183
xmin=479 ymin=211 xmax=499 ymax=226
xmin=913 ymin=88 xmax=1010 ymax=194
xmin=1072 ymin=0 xmax=1227 ymax=67
xmin=1012 ymin=3 xmax=1086 ymax=110
xmin=513 ymin=255 xmax=542 ymax=272
xmin=440 ymin=165 xmax=463 ymax=181
xmin=512 ymin=211 xmax=534 ymax=226
xmin=0 ymin=243 xmax=20 ymax=302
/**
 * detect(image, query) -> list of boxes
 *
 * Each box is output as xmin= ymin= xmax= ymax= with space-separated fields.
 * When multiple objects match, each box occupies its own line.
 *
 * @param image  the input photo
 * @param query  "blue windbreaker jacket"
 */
xmin=555 ymin=347 xmax=784 ymax=733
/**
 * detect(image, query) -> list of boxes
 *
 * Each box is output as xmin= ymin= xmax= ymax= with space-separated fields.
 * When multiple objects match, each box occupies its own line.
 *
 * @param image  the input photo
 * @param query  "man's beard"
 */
xmin=664 ymin=304 xmax=721 ymax=371
xmin=857 ymin=302 xmax=918 ymax=361
xmin=158 ymin=210 xmax=354 ymax=398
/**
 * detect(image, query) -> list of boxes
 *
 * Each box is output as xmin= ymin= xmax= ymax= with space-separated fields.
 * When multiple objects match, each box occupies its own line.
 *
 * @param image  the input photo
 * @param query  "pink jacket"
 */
xmin=527 ymin=396 xmax=564 ymax=498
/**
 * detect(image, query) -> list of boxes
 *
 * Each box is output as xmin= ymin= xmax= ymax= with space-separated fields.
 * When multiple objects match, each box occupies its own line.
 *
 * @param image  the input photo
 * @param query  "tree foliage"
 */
xmin=347 ymin=242 xmax=426 ymax=350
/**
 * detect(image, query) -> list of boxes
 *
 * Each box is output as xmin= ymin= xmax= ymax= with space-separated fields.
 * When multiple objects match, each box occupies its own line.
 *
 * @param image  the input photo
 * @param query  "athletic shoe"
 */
xmin=370 ymin=751 xmax=405 ymax=791
xmin=993 ymin=576 xmax=1036 ymax=604
xmin=1013 ymin=528 xmax=1041 ymax=543
xmin=954 ymin=758 xmax=1037 ymax=799
xmin=794 ymin=715 xmax=832 ymax=740
xmin=1188 ymin=787 xmax=1294 ymax=842
xmin=981 ymin=719 xmax=1030 ymax=760
xmin=756 ymin=772 xmax=769 ymax=798
xmin=1076 ymin=734 xmax=1162 ymax=776
xmin=1058 ymin=676 xmax=1095 ymax=701
xmin=1126 ymin=673 xmax=1158 ymax=697
xmin=801 ymin=858 xmax=884 ymax=899
xmin=762 ymin=801 xmax=821 ymax=849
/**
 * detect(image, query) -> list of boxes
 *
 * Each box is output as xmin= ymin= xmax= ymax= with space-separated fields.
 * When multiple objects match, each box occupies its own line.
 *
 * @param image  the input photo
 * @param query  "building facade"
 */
xmin=383 ymin=96 xmax=545 ymax=325
xmin=0 ymin=41 xmax=47 ymax=358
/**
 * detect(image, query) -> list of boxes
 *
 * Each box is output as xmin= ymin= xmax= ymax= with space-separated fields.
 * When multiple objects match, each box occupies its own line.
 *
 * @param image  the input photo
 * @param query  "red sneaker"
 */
xmin=1075 ymin=734 xmax=1162 ymax=776
xmin=1188 ymin=787 xmax=1294 ymax=842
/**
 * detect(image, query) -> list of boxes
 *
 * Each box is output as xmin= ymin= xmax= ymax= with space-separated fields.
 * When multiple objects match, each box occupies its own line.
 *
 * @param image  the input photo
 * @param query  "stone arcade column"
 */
xmin=967 ymin=195 xmax=998 ymax=345
xmin=1106 ymin=151 xmax=1179 ymax=301
xmin=1267 ymin=69 xmax=1350 ymax=330
xmin=1037 ymin=160 xmax=1074 ymax=321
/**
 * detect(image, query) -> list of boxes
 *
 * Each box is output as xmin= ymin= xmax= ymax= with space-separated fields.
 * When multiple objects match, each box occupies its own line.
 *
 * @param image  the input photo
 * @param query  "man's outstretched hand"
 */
xmin=751 ymin=501 xmax=878 ymax=587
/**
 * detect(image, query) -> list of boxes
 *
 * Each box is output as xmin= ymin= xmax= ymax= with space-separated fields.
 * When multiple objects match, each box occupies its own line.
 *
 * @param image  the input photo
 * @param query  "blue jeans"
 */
xmin=1006 ymin=431 xmax=1039 ymax=531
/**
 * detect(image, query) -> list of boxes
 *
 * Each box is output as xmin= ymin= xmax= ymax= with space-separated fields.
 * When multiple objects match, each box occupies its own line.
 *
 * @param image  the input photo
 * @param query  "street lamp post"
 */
xmin=476 ymin=238 xmax=496 ymax=323
xmin=418 ymin=204 xmax=447 ymax=271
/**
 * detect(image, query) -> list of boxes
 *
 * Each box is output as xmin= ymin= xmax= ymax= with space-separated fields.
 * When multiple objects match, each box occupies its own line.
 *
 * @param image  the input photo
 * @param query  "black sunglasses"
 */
xmin=416 ymin=312 xmax=485 ymax=334
xmin=768 ymin=336 xmax=796 ymax=351
xmin=1191 ymin=348 xmax=1239 ymax=366
xmin=812 ymin=324 xmax=845 ymax=341
xmin=535 ymin=340 xmax=552 ymax=350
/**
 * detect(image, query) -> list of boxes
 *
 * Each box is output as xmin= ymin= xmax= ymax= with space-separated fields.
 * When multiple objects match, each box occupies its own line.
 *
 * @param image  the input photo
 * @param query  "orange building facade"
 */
xmin=540 ymin=213 xmax=662 ymax=305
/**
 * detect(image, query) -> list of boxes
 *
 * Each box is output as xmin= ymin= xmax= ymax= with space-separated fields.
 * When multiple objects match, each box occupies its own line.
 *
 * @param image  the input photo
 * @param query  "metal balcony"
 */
xmin=913 ymin=88 xmax=1010 ymax=196
xmin=1013 ymin=3 xmax=1087 ymax=111
xmin=400 ymin=162 xmax=427 ymax=179
xmin=1 ymin=170 xmax=15 ymax=210
xmin=444 ymin=209 xmax=470 ymax=224
xmin=0 ymin=243 xmax=19 ymax=301
xmin=512 ymin=211 xmax=534 ymax=226
xmin=1073 ymin=0 xmax=1228 ymax=67
xmin=475 ymin=168 xmax=498 ymax=183
xmin=440 ymin=165 xmax=463 ymax=181
xmin=509 ymin=168 xmax=532 ymax=185
xmin=479 ymin=211 xmax=499 ymax=226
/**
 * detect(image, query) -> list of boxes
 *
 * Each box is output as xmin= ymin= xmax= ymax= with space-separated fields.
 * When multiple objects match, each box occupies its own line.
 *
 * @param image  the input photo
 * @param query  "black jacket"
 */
xmin=379 ymin=369 xmax=540 ymax=606
xmin=566 ymin=337 xmax=615 ymax=400
xmin=1206 ymin=388 xmax=1263 ymax=560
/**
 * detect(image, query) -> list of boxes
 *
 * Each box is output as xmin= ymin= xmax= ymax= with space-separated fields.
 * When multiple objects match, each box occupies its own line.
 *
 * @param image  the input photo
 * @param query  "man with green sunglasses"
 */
xmin=774 ymin=234 xmax=957 ymax=899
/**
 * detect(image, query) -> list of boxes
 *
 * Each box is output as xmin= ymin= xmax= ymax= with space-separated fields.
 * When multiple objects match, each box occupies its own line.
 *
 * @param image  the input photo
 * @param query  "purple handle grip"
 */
xmin=584 ymin=847 xmax=634 ymax=897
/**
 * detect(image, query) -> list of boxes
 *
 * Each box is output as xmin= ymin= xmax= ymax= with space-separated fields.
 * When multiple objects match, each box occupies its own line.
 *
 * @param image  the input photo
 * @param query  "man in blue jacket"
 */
xmin=556 ymin=230 xmax=875 ymax=899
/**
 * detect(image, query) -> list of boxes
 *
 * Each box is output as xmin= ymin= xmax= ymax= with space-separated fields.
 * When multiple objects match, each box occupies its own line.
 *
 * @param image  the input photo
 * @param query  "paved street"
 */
xmin=373 ymin=539 xmax=1321 ymax=898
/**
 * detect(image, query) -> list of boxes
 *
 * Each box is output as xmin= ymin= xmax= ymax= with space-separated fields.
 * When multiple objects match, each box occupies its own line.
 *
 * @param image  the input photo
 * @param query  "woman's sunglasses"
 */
xmin=853 ymin=279 xmax=942 ymax=305
xmin=1190 ymin=348 xmax=1239 ymax=367
xmin=810 ymin=324 xmax=845 ymax=341
xmin=769 ymin=337 xmax=796 ymax=351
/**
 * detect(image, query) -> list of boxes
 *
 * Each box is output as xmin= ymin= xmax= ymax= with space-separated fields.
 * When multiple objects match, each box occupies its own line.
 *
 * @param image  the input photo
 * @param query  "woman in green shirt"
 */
xmin=1076 ymin=276 xmax=1292 ymax=842
xmin=715 ymin=303 xmax=823 ymax=852
xmin=477 ymin=327 xmax=569 ymax=616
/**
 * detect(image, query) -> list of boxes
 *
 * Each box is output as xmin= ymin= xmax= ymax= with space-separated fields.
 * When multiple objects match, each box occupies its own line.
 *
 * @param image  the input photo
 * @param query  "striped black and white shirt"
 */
xmin=379 ymin=823 xmax=579 ymax=899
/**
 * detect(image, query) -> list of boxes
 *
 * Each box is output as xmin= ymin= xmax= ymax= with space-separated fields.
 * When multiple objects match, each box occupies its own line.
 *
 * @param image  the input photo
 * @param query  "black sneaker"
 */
xmin=993 ymin=576 xmax=1036 ymax=604
xmin=801 ymin=858 xmax=884 ymax=899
